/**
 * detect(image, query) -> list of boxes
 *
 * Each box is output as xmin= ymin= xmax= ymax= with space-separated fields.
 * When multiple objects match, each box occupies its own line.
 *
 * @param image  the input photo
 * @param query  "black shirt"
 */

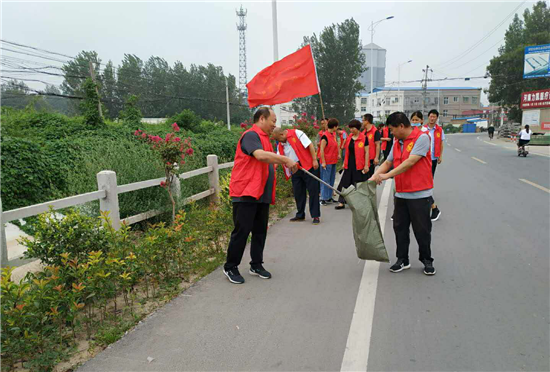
xmin=232 ymin=131 xmax=274 ymax=204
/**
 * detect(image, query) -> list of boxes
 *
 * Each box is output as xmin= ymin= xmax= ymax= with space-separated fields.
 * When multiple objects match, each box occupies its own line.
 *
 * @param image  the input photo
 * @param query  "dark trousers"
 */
xmin=291 ymin=167 xmax=320 ymax=219
xmin=365 ymin=159 xmax=375 ymax=179
xmin=393 ymin=197 xmax=433 ymax=263
xmin=383 ymin=148 xmax=391 ymax=161
xmin=432 ymin=160 xmax=438 ymax=176
xmin=224 ymin=202 xmax=270 ymax=270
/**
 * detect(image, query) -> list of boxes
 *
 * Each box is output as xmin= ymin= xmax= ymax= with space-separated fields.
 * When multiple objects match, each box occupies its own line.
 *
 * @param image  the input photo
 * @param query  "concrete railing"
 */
xmin=1 ymin=154 xmax=234 ymax=267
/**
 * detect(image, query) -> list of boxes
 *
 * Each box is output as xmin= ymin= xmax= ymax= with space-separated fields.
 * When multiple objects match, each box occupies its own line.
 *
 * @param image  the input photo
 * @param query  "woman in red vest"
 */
xmin=379 ymin=122 xmax=393 ymax=161
xmin=423 ymin=109 xmax=444 ymax=221
xmin=361 ymin=114 xmax=381 ymax=179
xmin=272 ymin=126 xmax=321 ymax=224
xmin=225 ymin=107 xmax=298 ymax=284
xmin=334 ymin=119 xmax=369 ymax=210
xmin=319 ymin=118 xmax=340 ymax=205
xmin=370 ymin=112 xmax=436 ymax=276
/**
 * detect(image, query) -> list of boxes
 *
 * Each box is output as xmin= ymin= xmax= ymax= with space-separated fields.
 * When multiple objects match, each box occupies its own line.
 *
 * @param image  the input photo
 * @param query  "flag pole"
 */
xmin=272 ymin=0 xmax=282 ymax=127
xmin=319 ymin=93 xmax=326 ymax=120
xmin=309 ymin=43 xmax=325 ymax=120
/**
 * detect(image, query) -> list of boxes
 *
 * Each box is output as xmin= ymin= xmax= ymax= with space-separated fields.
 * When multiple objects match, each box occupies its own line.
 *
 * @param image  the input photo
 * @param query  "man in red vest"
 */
xmin=370 ymin=112 xmax=436 ymax=276
xmin=362 ymin=114 xmax=381 ymax=179
xmin=379 ymin=122 xmax=393 ymax=161
xmin=226 ymin=107 xmax=298 ymax=284
xmin=424 ymin=109 xmax=444 ymax=221
xmin=272 ymin=127 xmax=321 ymax=224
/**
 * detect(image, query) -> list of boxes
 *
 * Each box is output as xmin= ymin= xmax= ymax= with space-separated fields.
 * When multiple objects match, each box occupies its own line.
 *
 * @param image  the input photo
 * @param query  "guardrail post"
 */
xmin=1 ymin=198 xmax=8 ymax=268
xmin=97 ymin=171 xmax=121 ymax=230
xmin=207 ymin=155 xmax=220 ymax=204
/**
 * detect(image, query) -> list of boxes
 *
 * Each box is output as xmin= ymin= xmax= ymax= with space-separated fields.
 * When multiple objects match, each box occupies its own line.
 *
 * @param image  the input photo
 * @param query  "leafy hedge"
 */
xmin=0 ymin=108 xmax=243 ymax=219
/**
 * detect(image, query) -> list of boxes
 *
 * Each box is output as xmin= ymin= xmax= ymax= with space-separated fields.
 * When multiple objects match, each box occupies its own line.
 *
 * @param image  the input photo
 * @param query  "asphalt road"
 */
xmin=79 ymin=133 xmax=549 ymax=372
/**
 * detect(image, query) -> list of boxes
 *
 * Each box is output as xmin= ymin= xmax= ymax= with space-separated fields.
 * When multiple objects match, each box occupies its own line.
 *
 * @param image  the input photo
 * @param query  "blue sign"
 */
xmin=524 ymin=44 xmax=550 ymax=79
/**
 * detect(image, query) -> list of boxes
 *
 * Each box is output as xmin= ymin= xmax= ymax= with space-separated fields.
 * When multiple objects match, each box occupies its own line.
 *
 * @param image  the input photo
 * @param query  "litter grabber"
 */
xmin=296 ymin=165 xmax=389 ymax=263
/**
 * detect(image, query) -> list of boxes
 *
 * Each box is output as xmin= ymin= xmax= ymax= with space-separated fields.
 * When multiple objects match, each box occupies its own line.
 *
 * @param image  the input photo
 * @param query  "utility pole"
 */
xmin=225 ymin=77 xmax=231 ymax=130
xmin=421 ymin=65 xmax=432 ymax=115
xmin=88 ymin=60 xmax=104 ymax=120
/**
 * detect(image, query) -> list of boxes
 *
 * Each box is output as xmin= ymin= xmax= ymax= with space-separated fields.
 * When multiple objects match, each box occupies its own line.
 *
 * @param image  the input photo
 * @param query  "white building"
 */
xmin=279 ymin=102 xmax=299 ymax=125
xmin=355 ymin=87 xmax=482 ymax=125
xmin=359 ymin=43 xmax=386 ymax=93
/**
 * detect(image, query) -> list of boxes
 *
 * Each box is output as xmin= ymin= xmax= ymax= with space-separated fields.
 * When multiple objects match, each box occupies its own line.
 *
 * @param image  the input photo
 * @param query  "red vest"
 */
xmin=317 ymin=130 xmax=335 ymax=158
xmin=380 ymin=127 xmax=389 ymax=151
xmin=319 ymin=131 xmax=339 ymax=165
xmin=363 ymin=126 xmax=377 ymax=160
xmin=229 ymin=125 xmax=276 ymax=204
xmin=343 ymin=133 xmax=367 ymax=170
xmin=424 ymin=124 xmax=443 ymax=158
xmin=278 ymin=129 xmax=313 ymax=170
xmin=393 ymin=127 xmax=433 ymax=193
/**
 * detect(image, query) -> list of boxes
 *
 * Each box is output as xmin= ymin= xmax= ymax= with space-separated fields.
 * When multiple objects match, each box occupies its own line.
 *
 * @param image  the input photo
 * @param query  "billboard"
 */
xmin=523 ymin=44 xmax=550 ymax=79
xmin=520 ymin=88 xmax=550 ymax=109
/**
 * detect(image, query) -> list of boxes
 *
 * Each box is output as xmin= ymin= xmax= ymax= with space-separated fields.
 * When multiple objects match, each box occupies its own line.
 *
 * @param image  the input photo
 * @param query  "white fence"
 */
xmin=1 ymin=154 xmax=234 ymax=267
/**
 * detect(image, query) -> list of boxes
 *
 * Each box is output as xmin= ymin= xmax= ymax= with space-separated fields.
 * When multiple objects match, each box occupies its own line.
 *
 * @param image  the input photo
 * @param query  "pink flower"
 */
xmin=240 ymin=123 xmax=247 ymax=128
xmin=172 ymin=123 xmax=180 ymax=132
xmin=311 ymin=115 xmax=315 ymax=119
xmin=313 ymin=121 xmax=318 ymax=125
xmin=186 ymin=148 xmax=194 ymax=156
xmin=165 ymin=133 xmax=172 ymax=142
xmin=134 ymin=130 xmax=141 ymax=136
xmin=302 ymin=112 xmax=307 ymax=117
xmin=313 ymin=124 xmax=320 ymax=129
xmin=166 ymin=161 xmax=172 ymax=166
xmin=173 ymin=137 xmax=181 ymax=142
xmin=141 ymin=133 xmax=146 ymax=139
xmin=160 ymin=181 xmax=166 ymax=187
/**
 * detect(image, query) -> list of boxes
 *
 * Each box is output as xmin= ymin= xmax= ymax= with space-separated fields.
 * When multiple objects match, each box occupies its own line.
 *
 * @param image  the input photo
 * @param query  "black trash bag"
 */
xmin=341 ymin=181 xmax=389 ymax=262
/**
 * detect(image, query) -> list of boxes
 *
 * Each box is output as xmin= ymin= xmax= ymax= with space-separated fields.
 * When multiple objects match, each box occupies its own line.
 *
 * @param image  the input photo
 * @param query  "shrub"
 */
xmin=168 ymin=109 xmax=201 ymax=132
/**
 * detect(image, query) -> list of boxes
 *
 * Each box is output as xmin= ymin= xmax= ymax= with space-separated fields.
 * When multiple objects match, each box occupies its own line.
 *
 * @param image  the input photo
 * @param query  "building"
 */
xmin=355 ymin=87 xmax=482 ymax=124
xmin=279 ymin=102 xmax=298 ymax=125
xmin=359 ymin=43 xmax=386 ymax=93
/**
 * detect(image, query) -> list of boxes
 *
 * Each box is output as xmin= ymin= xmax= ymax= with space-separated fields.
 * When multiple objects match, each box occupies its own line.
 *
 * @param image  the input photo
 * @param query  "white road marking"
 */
xmin=340 ymin=179 xmax=392 ymax=372
xmin=483 ymin=141 xmax=497 ymax=146
xmin=519 ymin=179 xmax=550 ymax=194
xmin=472 ymin=157 xmax=487 ymax=164
xmin=455 ymin=148 xmax=462 ymax=152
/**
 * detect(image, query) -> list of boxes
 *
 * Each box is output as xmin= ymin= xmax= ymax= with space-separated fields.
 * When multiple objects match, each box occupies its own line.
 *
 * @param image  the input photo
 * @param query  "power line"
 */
xmin=433 ymin=1 xmax=526 ymax=69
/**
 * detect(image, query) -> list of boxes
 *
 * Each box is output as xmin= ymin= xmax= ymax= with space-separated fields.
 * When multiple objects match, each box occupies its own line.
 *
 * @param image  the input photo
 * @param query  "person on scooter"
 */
xmin=518 ymin=125 xmax=532 ymax=152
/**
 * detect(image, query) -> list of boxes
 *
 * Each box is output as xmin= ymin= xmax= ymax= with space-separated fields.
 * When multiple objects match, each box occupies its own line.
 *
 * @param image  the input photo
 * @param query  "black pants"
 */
xmin=432 ymin=160 xmax=438 ymax=177
xmin=365 ymin=159 xmax=375 ymax=179
xmin=224 ymin=202 xmax=270 ymax=270
xmin=393 ymin=197 xmax=433 ymax=263
xmin=291 ymin=167 xmax=320 ymax=219
xmin=383 ymin=148 xmax=391 ymax=161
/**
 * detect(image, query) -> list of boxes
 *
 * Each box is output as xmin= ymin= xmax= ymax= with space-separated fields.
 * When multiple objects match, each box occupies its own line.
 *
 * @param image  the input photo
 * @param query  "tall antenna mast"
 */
xmin=236 ymin=5 xmax=248 ymax=96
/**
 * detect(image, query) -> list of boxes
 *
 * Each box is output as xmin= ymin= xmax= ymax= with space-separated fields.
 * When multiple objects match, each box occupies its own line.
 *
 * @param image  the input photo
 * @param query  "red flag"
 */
xmin=246 ymin=44 xmax=320 ymax=108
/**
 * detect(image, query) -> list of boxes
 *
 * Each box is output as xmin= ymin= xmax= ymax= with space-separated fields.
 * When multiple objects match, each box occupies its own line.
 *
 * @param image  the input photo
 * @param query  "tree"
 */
xmin=292 ymin=18 xmax=366 ymax=123
xmin=486 ymin=1 xmax=550 ymax=122
xmin=101 ymin=61 xmax=119 ymax=119
xmin=61 ymin=51 xmax=101 ymax=114
xmin=117 ymin=54 xmax=144 ymax=105
xmin=119 ymin=95 xmax=142 ymax=126
xmin=79 ymin=78 xmax=104 ymax=127
xmin=1 ymin=80 xmax=32 ymax=109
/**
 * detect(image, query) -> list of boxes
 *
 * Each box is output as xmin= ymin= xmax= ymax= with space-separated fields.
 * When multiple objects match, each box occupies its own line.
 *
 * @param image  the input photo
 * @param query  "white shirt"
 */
xmin=519 ymin=129 xmax=532 ymax=140
xmin=277 ymin=129 xmax=312 ymax=162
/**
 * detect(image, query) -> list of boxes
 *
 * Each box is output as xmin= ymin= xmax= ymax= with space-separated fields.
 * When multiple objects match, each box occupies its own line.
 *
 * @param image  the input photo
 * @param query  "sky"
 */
xmin=1 ymin=0 xmax=537 ymax=106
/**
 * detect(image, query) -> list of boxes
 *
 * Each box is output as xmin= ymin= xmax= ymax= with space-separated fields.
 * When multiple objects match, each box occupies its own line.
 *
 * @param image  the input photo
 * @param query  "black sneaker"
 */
xmin=423 ymin=260 xmax=436 ymax=276
xmin=320 ymin=200 xmax=329 ymax=206
xmin=224 ymin=267 xmax=245 ymax=284
xmin=389 ymin=259 xmax=411 ymax=273
xmin=313 ymin=217 xmax=320 ymax=224
xmin=431 ymin=208 xmax=441 ymax=221
xmin=249 ymin=264 xmax=272 ymax=279
xmin=331 ymin=198 xmax=338 ymax=203
xmin=290 ymin=216 xmax=305 ymax=222
xmin=334 ymin=204 xmax=345 ymax=210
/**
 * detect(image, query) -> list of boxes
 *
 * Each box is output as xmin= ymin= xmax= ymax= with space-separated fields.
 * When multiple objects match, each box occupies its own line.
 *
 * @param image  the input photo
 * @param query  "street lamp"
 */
xmin=397 ymin=59 xmax=412 ymax=92
xmin=368 ymin=16 xmax=394 ymax=95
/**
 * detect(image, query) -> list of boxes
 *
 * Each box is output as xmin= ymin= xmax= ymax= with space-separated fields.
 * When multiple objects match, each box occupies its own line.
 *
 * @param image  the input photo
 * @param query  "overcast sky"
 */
xmin=1 ymin=0 xmax=536 ymax=105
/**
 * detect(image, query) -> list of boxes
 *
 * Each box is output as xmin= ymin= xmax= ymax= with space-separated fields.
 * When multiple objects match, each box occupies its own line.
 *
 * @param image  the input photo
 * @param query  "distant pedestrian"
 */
xmin=423 ymin=110 xmax=444 ymax=221
xmin=319 ymin=118 xmax=340 ymax=205
xmin=370 ymin=112 xmax=436 ymax=276
xmin=338 ymin=127 xmax=348 ymax=161
xmin=334 ymin=119 xmax=369 ymax=210
xmin=225 ymin=107 xmax=298 ymax=284
xmin=272 ymin=127 xmax=321 ymax=224
xmin=488 ymin=125 xmax=495 ymax=140
xmin=362 ymin=114 xmax=381 ymax=179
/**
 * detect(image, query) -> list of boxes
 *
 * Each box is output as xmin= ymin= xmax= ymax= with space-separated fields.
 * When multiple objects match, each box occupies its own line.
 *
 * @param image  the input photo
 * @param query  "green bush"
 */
xmin=168 ymin=109 xmax=201 ymax=132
